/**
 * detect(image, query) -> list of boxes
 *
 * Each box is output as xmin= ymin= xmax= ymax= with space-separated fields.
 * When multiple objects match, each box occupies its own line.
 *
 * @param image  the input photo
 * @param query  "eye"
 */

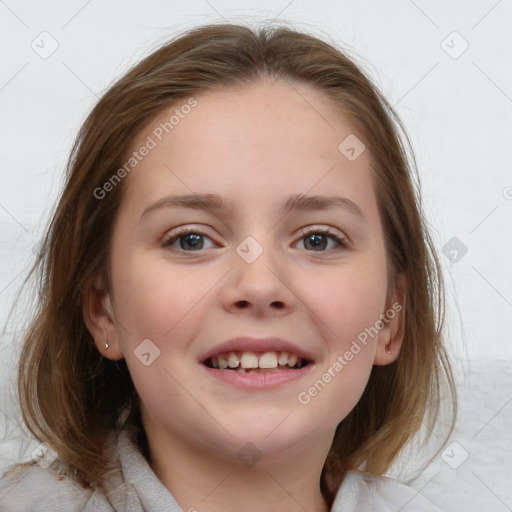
xmin=162 ymin=228 xmax=216 ymax=251
xmin=295 ymin=227 xmax=348 ymax=252
xmin=162 ymin=227 xmax=347 ymax=253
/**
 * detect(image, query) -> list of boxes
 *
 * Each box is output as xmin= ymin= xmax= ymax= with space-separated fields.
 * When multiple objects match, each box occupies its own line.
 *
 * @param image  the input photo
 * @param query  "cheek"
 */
xmin=298 ymin=257 xmax=387 ymax=353
xmin=297 ymin=352 xmax=373 ymax=433
xmin=111 ymin=251 xmax=215 ymax=341
xmin=292 ymin=258 xmax=386 ymax=423
xmin=110 ymin=254 xmax=218 ymax=425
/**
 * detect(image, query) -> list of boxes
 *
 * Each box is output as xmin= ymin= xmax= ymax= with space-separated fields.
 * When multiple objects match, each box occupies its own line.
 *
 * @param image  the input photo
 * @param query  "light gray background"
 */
xmin=1 ymin=1 xmax=511 ymax=510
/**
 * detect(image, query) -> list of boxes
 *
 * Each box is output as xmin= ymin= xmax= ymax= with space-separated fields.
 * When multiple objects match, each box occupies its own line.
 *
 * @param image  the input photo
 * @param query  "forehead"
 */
xmin=119 ymin=79 xmax=376 ymax=218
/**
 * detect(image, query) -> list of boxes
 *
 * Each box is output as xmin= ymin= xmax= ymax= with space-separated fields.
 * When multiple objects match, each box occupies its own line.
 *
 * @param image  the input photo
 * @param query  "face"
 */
xmin=94 ymin=80 xmax=401 ymax=462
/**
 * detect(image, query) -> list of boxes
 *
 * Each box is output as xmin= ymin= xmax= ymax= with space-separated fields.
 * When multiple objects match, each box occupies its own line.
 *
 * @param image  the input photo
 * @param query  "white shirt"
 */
xmin=0 ymin=428 xmax=441 ymax=511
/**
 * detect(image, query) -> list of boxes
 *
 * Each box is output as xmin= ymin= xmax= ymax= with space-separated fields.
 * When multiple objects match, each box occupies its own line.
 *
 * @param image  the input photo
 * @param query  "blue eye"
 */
xmin=163 ymin=230 xmax=215 ymax=251
xmin=162 ymin=227 xmax=348 ymax=253
xmin=296 ymin=229 xmax=347 ymax=252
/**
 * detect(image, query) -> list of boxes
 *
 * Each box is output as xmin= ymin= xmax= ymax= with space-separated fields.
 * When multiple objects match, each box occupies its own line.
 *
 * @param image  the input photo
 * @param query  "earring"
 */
xmin=104 ymin=339 xmax=109 ymax=350
xmin=385 ymin=343 xmax=391 ymax=355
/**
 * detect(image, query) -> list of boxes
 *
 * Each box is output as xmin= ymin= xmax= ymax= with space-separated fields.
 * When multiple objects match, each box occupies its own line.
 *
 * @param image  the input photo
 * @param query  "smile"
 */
xmin=199 ymin=336 xmax=315 ymax=389
xmin=204 ymin=350 xmax=309 ymax=374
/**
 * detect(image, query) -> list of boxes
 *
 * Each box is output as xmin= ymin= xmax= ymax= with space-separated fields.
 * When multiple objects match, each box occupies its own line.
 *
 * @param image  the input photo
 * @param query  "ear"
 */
xmin=373 ymin=272 xmax=406 ymax=366
xmin=82 ymin=274 xmax=124 ymax=361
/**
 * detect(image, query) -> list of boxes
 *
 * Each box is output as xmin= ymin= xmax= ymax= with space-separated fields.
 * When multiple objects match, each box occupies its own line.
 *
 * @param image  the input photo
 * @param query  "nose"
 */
xmin=220 ymin=243 xmax=296 ymax=317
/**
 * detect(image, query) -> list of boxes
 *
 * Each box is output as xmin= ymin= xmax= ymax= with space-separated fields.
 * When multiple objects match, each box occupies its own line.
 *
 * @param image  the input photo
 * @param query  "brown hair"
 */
xmin=13 ymin=22 xmax=456 ymax=504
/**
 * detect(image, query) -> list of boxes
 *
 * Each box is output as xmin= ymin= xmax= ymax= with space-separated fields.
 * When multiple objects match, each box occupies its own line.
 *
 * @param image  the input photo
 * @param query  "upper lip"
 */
xmin=199 ymin=337 xmax=315 ymax=363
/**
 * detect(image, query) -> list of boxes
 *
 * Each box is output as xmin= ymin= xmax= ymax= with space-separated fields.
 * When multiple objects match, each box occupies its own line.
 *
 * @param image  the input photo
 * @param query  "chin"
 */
xmin=218 ymin=412 xmax=320 ymax=458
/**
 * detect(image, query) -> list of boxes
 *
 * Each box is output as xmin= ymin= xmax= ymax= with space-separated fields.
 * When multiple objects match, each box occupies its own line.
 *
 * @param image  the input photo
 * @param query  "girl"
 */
xmin=0 ymin=22 xmax=456 ymax=511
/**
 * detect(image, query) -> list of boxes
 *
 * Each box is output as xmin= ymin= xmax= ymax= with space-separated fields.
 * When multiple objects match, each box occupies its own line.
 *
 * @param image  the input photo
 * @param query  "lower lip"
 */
xmin=200 ymin=363 xmax=313 ymax=389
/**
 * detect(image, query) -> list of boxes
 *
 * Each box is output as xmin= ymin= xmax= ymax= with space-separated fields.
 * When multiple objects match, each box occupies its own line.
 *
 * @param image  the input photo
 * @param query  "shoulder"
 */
xmin=0 ymin=461 xmax=94 ymax=512
xmin=331 ymin=470 xmax=442 ymax=512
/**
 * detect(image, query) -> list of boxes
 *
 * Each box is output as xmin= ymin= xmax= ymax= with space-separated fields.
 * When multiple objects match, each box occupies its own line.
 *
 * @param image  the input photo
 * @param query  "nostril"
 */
xmin=236 ymin=300 xmax=250 ymax=308
xmin=270 ymin=301 xmax=285 ymax=309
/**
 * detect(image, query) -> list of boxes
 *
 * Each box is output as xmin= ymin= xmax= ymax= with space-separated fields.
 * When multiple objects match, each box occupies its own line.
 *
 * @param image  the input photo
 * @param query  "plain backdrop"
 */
xmin=1 ymin=1 xmax=511 ymax=510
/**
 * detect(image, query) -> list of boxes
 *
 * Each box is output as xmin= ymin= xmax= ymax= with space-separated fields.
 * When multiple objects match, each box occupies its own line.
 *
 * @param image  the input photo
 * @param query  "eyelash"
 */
xmin=299 ymin=226 xmax=349 ymax=250
xmin=162 ymin=226 xmax=349 ymax=252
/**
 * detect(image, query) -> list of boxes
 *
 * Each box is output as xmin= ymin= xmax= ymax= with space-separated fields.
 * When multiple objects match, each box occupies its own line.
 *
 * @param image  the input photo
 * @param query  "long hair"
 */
xmin=14 ymin=22 xmax=456 ymax=504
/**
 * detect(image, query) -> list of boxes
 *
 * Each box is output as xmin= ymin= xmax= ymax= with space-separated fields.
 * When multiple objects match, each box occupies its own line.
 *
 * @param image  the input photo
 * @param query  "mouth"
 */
xmin=202 ymin=350 xmax=310 ymax=374
xmin=198 ymin=337 xmax=314 ymax=388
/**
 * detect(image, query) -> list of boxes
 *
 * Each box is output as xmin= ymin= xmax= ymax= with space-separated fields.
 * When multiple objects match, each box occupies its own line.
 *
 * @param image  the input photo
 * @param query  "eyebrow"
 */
xmin=139 ymin=193 xmax=367 ymax=224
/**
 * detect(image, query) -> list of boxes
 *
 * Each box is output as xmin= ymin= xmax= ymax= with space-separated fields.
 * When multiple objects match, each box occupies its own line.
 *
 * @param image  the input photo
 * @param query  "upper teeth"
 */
xmin=210 ymin=351 xmax=302 ymax=370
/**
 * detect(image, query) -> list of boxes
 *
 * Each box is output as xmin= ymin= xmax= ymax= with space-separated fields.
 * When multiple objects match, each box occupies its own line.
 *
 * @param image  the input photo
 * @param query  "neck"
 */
xmin=144 ymin=425 xmax=332 ymax=512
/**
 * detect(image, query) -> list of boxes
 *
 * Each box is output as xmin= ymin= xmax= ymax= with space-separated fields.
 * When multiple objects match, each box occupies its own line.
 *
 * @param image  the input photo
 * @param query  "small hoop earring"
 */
xmin=105 ymin=339 xmax=109 ymax=350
